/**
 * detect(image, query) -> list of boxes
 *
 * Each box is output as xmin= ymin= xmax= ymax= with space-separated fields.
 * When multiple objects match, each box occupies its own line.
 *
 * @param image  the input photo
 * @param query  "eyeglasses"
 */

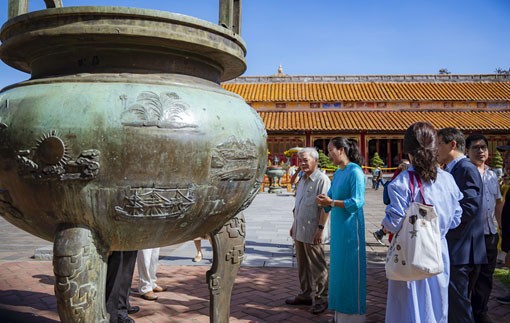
xmin=469 ymin=145 xmax=488 ymax=151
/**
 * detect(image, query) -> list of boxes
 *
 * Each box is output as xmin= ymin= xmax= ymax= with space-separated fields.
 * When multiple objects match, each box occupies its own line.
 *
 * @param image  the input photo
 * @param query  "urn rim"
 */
xmin=0 ymin=6 xmax=247 ymax=82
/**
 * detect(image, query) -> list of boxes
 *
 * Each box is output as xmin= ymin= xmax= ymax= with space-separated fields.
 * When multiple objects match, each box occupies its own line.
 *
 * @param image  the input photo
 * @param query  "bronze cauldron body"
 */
xmin=0 ymin=2 xmax=266 ymax=322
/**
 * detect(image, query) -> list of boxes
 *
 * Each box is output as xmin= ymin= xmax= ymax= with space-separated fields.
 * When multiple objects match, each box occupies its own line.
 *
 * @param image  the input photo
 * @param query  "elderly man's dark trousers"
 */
xmin=471 ymin=233 xmax=499 ymax=322
xmin=294 ymin=240 xmax=328 ymax=305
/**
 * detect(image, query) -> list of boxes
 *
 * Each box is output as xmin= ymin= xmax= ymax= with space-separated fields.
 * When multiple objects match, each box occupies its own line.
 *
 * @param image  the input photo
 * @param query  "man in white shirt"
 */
xmin=466 ymin=134 xmax=502 ymax=323
xmin=286 ymin=148 xmax=330 ymax=315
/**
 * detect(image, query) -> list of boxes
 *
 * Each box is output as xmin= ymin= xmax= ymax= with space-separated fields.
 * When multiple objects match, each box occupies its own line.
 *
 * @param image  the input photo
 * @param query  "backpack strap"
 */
xmin=409 ymin=171 xmax=427 ymax=204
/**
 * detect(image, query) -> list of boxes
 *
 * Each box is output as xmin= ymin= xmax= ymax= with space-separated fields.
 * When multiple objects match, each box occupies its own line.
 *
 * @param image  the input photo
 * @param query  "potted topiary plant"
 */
xmin=370 ymin=152 xmax=385 ymax=168
xmin=491 ymin=150 xmax=504 ymax=178
xmin=370 ymin=152 xmax=385 ymax=190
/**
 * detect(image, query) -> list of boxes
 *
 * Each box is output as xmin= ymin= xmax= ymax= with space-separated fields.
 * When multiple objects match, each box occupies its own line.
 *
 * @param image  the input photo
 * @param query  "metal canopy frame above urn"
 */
xmin=2 ymin=0 xmax=245 ymax=82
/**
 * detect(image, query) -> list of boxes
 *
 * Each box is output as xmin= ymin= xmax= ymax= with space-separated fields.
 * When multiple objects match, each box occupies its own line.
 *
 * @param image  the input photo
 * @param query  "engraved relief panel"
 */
xmin=53 ymin=228 xmax=108 ymax=323
xmin=210 ymin=136 xmax=258 ymax=182
xmin=15 ymin=130 xmax=100 ymax=180
xmin=120 ymin=91 xmax=198 ymax=129
xmin=114 ymin=186 xmax=197 ymax=220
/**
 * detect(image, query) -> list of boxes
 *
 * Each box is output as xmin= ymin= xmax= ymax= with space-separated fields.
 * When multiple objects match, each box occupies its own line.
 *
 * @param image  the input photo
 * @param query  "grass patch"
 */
xmin=494 ymin=268 xmax=510 ymax=289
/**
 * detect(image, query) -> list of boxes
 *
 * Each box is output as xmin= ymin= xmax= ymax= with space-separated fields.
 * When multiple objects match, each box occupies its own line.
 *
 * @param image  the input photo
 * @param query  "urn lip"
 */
xmin=0 ymin=6 xmax=247 ymax=82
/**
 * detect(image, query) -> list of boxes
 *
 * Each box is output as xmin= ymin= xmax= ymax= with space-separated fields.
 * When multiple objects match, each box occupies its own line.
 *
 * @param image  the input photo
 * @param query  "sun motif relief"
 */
xmin=35 ymin=130 xmax=71 ymax=167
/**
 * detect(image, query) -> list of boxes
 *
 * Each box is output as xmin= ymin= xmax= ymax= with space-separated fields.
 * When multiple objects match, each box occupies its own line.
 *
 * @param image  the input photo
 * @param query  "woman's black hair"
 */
xmin=329 ymin=137 xmax=364 ymax=166
xmin=403 ymin=122 xmax=438 ymax=182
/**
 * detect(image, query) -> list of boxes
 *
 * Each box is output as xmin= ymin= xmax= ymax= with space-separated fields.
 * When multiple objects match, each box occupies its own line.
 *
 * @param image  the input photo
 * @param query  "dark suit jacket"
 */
xmin=446 ymin=157 xmax=487 ymax=265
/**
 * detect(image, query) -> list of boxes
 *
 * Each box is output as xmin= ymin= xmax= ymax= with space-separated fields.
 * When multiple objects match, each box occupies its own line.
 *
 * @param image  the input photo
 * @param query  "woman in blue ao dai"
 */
xmin=317 ymin=137 xmax=366 ymax=323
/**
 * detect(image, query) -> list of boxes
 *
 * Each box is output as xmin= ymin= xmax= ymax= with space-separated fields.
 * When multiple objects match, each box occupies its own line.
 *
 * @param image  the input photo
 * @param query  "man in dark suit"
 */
xmin=496 ymin=140 xmax=510 ymax=305
xmin=437 ymin=128 xmax=487 ymax=323
xmin=106 ymin=251 xmax=139 ymax=323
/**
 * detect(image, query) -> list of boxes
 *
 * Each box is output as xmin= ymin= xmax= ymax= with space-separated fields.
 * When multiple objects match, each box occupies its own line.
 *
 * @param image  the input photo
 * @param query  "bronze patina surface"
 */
xmin=0 ymin=1 xmax=265 ymax=322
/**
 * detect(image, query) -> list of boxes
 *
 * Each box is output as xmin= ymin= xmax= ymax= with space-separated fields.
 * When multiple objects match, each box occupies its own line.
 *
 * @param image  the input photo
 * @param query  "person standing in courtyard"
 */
xmin=106 ymin=250 xmax=139 ymax=323
xmin=437 ymin=127 xmax=486 ymax=323
xmin=372 ymin=166 xmax=382 ymax=190
xmin=496 ymin=140 xmax=510 ymax=305
xmin=383 ymin=122 xmax=462 ymax=322
xmin=137 ymin=248 xmax=165 ymax=301
xmin=286 ymin=147 xmax=330 ymax=315
xmin=316 ymin=137 xmax=366 ymax=322
xmin=466 ymin=134 xmax=503 ymax=323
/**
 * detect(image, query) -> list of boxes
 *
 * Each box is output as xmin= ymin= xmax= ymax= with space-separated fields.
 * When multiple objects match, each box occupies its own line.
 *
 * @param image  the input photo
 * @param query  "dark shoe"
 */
xmin=474 ymin=314 xmax=493 ymax=323
xmin=496 ymin=295 xmax=510 ymax=305
xmin=127 ymin=306 xmax=140 ymax=314
xmin=117 ymin=314 xmax=135 ymax=323
xmin=141 ymin=291 xmax=158 ymax=301
xmin=309 ymin=303 xmax=327 ymax=314
xmin=153 ymin=285 xmax=165 ymax=292
xmin=373 ymin=230 xmax=386 ymax=246
xmin=285 ymin=297 xmax=312 ymax=306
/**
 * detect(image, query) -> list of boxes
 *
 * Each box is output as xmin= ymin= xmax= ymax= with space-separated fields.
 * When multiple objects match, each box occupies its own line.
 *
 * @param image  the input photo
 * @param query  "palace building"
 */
xmin=223 ymin=69 xmax=510 ymax=169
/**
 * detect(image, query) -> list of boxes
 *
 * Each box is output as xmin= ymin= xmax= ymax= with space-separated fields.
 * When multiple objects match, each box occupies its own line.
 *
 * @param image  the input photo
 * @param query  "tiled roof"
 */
xmin=258 ymin=111 xmax=510 ymax=132
xmin=223 ymin=82 xmax=510 ymax=102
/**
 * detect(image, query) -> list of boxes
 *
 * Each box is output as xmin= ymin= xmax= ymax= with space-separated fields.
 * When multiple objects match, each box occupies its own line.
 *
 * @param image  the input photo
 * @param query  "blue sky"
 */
xmin=0 ymin=0 xmax=509 ymax=89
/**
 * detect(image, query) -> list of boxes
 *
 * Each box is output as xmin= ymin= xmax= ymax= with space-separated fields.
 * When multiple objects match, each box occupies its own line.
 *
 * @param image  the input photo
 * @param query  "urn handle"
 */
xmin=8 ymin=0 xmax=63 ymax=19
xmin=219 ymin=0 xmax=241 ymax=34
xmin=8 ymin=1 xmax=242 ymax=35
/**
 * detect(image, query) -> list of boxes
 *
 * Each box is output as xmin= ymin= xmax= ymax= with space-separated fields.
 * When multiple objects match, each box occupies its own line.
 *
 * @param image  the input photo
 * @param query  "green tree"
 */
xmin=370 ymin=152 xmax=384 ymax=168
xmin=318 ymin=150 xmax=336 ymax=169
xmin=491 ymin=150 xmax=504 ymax=169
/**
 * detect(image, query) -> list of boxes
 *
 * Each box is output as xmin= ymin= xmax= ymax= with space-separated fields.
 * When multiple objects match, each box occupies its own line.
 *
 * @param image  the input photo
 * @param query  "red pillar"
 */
xmin=360 ymin=132 xmax=367 ymax=173
xmin=387 ymin=139 xmax=392 ymax=168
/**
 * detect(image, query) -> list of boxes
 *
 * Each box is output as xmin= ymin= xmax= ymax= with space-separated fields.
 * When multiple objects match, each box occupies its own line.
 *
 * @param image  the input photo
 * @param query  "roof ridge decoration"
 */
xmin=225 ymin=74 xmax=510 ymax=84
xmin=222 ymin=82 xmax=510 ymax=103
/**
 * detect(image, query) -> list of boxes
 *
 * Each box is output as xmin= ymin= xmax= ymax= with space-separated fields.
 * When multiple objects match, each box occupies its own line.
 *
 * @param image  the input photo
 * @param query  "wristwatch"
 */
xmin=317 ymin=224 xmax=324 ymax=230
xmin=330 ymin=200 xmax=335 ymax=207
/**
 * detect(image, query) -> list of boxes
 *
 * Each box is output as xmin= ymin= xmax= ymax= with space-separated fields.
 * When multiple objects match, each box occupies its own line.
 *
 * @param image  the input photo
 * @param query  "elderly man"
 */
xmin=466 ymin=134 xmax=503 ymax=323
xmin=437 ymin=128 xmax=486 ymax=323
xmin=286 ymin=147 xmax=330 ymax=315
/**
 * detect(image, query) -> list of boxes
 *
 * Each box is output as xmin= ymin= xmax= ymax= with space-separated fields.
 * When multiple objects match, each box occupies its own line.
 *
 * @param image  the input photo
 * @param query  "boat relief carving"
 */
xmin=114 ymin=186 xmax=197 ymax=220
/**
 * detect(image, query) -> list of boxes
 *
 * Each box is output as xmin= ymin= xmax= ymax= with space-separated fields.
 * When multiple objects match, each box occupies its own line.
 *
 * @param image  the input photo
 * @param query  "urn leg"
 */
xmin=206 ymin=212 xmax=246 ymax=323
xmin=53 ymin=226 xmax=109 ymax=323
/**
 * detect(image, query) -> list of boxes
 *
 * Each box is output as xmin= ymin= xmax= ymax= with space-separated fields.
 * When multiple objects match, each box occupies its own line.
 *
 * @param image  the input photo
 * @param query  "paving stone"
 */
xmin=1 ymin=188 xmax=509 ymax=322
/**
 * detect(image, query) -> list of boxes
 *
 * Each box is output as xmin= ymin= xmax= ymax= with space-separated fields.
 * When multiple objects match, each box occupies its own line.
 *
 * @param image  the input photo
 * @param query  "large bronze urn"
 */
xmin=0 ymin=1 xmax=267 ymax=322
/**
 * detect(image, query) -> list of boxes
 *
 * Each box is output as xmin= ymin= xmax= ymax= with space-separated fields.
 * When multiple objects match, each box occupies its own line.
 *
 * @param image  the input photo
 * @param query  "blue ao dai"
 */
xmin=327 ymin=163 xmax=366 ymax=317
